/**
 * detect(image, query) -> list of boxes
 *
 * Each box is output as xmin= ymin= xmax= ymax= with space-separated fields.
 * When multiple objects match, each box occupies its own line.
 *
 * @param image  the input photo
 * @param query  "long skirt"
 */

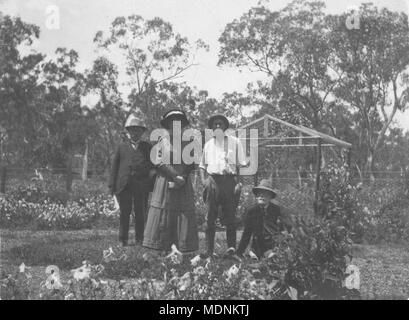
xmin=143 ymin=174 xmax=199 ymax=253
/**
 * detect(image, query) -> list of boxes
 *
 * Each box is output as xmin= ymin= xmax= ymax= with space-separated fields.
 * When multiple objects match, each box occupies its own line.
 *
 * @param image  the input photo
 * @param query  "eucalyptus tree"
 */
xmin=94 ymin=15 xmax=208 ymax=127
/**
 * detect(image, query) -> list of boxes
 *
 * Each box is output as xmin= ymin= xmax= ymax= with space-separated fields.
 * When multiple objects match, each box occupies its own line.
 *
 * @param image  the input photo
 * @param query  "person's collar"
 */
xmin=130 ymin=139 xmax=141 ymax=147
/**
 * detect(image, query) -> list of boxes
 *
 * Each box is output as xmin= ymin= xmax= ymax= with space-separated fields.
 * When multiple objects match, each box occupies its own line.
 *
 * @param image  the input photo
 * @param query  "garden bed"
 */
xmin=1 ymin=228 xmax=408 ymax=299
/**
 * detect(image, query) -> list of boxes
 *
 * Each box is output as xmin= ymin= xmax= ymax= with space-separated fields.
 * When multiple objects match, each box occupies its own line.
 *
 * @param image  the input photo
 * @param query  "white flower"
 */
xmin=170 ymin=254 xmax=182 ymax=265
xmin=71 ymin=265 xmax=91 ymax=280
xmin=19 ymin=263 xmax=26 ymax=273
xmin=190 ymin=254 xmax=201 ymax=266
xmin=91 ymin=264 xmax=105 ymax=276
xmin=204 ymin=258 xmax=211 ymax=269
xmin=166 ymin=244 xmax=183 ymax=264
xmin=103 ymin=247 xmax=115 ymax=262
xmin=179 ymin=272 xmax=191 ymax=291
xmin=225 ymin=264 xmax=240 ymax=281
xmin=249 ymin=251 xmax=258 ymax=260
xmin=45 ymin=274 xmax=63 ymax=290
xmin=45 ymin=265 xmax=60 ymax=277
xmin=286 ymin=286 xmax=298 ymax=300
xmin=193 ymin=266 xmax=206 ymax=276
xmin=64 ymin=293 xmax=75 ymax=300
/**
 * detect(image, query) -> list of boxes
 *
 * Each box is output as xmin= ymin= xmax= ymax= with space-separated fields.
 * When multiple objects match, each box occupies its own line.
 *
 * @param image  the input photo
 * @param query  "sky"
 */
xmin=1 ymin=0 xmax=409 ymax=130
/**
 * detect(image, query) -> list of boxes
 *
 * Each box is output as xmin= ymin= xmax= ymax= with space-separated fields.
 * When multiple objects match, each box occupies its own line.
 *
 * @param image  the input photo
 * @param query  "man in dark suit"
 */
xmin=109 ymin=114 xmax=155 ymax=246
xmin=235 ymin=179 xmax=293 ymax=259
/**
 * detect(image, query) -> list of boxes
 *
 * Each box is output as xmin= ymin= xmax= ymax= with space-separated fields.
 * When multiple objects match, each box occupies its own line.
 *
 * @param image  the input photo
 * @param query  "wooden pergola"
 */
xmin=239 ymin=114 xmax=352 ymax=213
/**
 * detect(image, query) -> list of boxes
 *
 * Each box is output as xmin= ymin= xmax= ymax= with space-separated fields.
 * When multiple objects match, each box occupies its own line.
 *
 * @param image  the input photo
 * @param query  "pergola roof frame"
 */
xmin=239 ymin=114 xmax=352 ymax=149
xmin=238 ymin=114 xmax=352 ymax=215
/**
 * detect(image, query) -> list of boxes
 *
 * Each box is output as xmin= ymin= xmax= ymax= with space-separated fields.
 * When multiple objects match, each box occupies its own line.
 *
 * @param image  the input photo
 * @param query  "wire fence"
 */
xmin=1 ymin=167 xmax=406 ymax=218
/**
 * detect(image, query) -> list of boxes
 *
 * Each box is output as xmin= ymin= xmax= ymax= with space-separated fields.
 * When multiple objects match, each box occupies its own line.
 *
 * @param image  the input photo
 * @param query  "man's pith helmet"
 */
xmin=125 ymin=114 xmax=147 ymax=130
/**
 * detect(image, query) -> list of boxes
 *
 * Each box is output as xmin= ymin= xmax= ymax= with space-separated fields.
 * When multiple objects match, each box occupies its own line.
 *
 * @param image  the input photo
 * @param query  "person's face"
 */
xmin=127 ymin=126 xmax=145 ymax=141
xmin=255 ymin=190 xmax=274 ymax=207
xmin=212 ymin=119 xmax=227 ymax=132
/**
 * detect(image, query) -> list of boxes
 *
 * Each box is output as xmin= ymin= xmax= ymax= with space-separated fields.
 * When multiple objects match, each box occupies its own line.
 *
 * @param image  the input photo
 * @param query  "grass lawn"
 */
xmin=1 ymin=228 xmax=409 ymax=299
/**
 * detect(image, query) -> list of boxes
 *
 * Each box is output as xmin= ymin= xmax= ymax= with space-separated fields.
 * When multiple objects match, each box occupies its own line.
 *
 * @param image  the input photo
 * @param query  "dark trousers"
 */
xmin=251 ymin=235 xmax=274 ymax=259
xmin=204 ymin=175 xmax=237 ymax=253
xmin=117 ymin=177 xmax=149 ymax=243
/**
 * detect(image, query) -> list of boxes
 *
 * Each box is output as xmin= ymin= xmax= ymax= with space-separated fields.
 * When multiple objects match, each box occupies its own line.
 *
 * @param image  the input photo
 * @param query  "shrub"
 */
xmin=0 ymin=269 xmax=32 ymax=300
xmin=0 ymin=194 xmax=118 ymax=230
xmin=363 ymin=192 xmax=409 ymax=244
xmin=9 ymin=183 xmax=47 ymax=204
xmin=316 ymin=163 xmax=364 ymax=243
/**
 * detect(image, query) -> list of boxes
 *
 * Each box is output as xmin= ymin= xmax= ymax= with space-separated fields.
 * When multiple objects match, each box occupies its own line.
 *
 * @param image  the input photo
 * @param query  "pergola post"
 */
xmin=314 ymin=138 xmax=322 ymax=215
xmin=263 ymin=114 xmax=268 ymax=138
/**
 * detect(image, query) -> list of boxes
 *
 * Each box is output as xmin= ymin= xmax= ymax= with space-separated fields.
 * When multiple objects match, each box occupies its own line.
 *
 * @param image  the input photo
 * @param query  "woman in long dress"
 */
xmin=143 ymin=109 xmax=199 ymax=254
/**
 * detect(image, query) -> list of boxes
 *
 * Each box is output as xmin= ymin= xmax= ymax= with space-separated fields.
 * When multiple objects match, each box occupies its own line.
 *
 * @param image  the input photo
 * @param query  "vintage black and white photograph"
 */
xmin=1 ymin=0 xmax=409 ymax=303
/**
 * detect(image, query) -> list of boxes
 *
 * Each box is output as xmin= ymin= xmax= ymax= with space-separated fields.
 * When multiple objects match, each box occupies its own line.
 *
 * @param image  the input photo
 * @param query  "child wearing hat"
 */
xmin=235 ymin=179 xmax=293 ymax=259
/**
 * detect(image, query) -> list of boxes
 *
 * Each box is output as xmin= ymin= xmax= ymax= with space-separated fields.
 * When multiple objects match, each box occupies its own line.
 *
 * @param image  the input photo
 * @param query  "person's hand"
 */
xmin=204 ymin=178 xmax=212 ymax=188
xmin=232 ymin=254 xmax=243 ymax=262
xmin=174 ymin=175 xmax=185 ymax=187
xmin=149 ymin=169 xmax=157 ymax=179
xmin=234 ymin=182 xmax=242 ymax=196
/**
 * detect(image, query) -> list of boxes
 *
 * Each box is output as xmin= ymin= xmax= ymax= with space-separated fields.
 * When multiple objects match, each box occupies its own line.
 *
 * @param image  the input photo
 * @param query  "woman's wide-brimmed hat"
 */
xmin=160 ymin=109 xmax=189 ymax=129
xmin=252 ymin=179 xmax=278 ymax=198
xmin=208 ymin=114 xmax=229 ymax=129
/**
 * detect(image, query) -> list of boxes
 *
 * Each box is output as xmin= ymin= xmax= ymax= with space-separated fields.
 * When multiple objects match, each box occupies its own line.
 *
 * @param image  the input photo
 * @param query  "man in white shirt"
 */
xmin=199 ymin=114 xmax=247 ymax=258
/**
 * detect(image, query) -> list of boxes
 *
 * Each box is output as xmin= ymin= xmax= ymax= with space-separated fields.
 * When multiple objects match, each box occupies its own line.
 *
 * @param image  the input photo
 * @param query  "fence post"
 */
xmin=66 ymin=152 xmax=73 ymax=193
xmin=314 ymin=138 xmax=322 ymax=215
xmin=0 ymin=165 xmax=6 ymax=194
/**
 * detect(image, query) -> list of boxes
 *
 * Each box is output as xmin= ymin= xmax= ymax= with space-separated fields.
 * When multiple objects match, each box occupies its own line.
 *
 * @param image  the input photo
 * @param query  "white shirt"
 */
xmin=199 ymin=135 xmax=247 ymax=175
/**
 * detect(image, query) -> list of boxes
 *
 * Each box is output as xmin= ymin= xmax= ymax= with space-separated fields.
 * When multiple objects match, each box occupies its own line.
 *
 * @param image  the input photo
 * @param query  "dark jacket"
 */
xmin=237 ymin=202 xmax=293 ymax=257
xmin=108 ymin=141 xmax=154 ymax=195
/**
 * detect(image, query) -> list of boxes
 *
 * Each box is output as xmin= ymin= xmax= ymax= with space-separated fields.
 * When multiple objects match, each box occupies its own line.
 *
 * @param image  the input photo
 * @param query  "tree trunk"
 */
xmin=0 ymin=165 xmax=6 ymax=194
xmin=366 ymin=149 xmax=376 ymax=183
xmin=82 ymin=139 xmax=88 ymax=181
xmin=66 ymin=151 xmax=73 ymax=193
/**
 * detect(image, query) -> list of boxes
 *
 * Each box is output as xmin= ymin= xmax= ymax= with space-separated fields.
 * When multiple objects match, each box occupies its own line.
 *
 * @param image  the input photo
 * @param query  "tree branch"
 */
xmin=153 ymin=63 xmax=198 ymax=86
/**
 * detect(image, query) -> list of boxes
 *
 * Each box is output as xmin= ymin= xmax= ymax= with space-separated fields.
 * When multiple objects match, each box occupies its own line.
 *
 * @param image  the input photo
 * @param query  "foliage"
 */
xmin=94 ymin=14 xmax=208 ymax=127
xmin=0 ymin=15 xmax=44 ymax=167
xmin=2 ymin=212 xmax=359 ymax=300
xmin=0 ymin=269 xmax=32 ymax=300
xmin=316 ymin=162 xmax=364 ymax=242
xmin=363 ymin=189 xmax=409 ymax=244
xmin=218 ymin=0 xmax=409 ymax=179
xmin=0 ymin=180 xmax=118 ymax=230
